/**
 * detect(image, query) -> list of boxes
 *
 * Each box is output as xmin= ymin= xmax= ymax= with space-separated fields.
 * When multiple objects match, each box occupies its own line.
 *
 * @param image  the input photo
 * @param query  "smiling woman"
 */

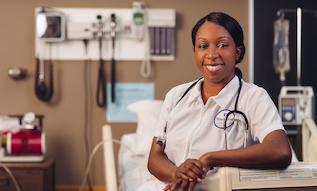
xmin=191 ymin=13 xmax=245 ymax=99
xmin=143 ymin=12 xmax=292 ymax=191
xmin=194 ymin=22 xmax=241 ymax=97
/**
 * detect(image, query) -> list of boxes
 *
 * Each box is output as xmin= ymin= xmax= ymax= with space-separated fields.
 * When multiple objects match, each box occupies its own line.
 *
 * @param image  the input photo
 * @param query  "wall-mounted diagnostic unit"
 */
xmin=35 ymin=6 xmax=176 ymax=61
xmin=35 ymin=4 xmax=176 ymax=104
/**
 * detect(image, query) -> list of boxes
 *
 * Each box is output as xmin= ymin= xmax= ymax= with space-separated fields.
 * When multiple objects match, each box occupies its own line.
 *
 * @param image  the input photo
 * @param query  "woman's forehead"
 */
xmin=196 ymin=21 xmax=232 ymax=40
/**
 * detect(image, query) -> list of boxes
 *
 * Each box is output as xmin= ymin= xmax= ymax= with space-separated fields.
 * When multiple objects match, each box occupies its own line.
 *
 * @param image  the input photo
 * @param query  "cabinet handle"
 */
xmin=0 ymin=176 xmax=10 ymax=186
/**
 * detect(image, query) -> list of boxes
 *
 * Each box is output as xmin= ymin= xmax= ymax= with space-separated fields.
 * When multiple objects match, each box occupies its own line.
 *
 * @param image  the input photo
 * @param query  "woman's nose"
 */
xmin=206 ymin=47 xmax=218 ymax=59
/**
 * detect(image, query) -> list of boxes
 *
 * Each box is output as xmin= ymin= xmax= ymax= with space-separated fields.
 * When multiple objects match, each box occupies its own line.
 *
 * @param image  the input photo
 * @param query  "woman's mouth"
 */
xmin=202 ymin=64 xmax=224 ymax=72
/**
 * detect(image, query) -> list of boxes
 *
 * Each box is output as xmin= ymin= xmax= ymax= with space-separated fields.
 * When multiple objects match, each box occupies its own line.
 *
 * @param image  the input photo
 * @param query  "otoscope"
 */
xmin=96 ymin=15 xmax=107 ymax=107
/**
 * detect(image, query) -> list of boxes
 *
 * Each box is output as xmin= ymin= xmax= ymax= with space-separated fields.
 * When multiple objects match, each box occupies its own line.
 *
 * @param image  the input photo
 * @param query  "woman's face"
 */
xmin=194 ymin=21 xmax=242 ymax=85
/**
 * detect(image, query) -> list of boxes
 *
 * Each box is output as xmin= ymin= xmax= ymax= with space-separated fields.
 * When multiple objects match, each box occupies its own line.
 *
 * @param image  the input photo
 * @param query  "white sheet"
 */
xmin=118 ymin=133 xmax=153 ymax=191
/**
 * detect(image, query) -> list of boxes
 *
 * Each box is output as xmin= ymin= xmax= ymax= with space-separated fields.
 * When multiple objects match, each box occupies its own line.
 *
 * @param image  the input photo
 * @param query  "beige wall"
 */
xmin=0 ymin=0 xmax=249 ymax=186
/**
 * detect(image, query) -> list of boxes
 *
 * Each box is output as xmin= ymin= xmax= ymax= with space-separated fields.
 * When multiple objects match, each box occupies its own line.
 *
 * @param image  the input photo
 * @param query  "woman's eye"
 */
xmin=218 ymin=43 xmax=228 ymax=48
xmin=198 ymin=44 xmax=207 ymax=49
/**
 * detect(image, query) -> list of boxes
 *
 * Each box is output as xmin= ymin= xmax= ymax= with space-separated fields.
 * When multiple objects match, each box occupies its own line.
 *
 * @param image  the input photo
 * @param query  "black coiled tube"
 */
xmin=35 ymin=58 xmax=54 ymax=101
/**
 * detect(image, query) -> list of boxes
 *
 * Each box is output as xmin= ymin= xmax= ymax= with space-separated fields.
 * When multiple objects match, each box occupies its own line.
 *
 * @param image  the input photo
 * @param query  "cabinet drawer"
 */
xmin=0 ymin=159 xmax=55 ymax=191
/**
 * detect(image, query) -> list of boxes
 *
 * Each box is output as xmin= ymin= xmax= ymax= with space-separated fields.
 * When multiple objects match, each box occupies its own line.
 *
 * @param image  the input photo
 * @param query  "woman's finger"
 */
xmin=179 ymin=179 xmax=190 ymax=191
xmin=188 ymin=181 xmax=197 ymax=191
xmin=164 ymin=179 xmax=182 ymax=191
xmin=177 ymin=159 xmax=207 ymax=182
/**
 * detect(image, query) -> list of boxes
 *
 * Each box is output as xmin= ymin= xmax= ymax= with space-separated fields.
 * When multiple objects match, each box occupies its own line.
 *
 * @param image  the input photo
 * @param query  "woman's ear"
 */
xmin=235 ymin=46 xmax=243 ymax=60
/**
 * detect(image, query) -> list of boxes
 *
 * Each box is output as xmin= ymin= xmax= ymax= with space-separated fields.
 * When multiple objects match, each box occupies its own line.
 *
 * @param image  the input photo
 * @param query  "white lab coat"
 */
xmin=145 ymin=76 xmax=285 ymax=190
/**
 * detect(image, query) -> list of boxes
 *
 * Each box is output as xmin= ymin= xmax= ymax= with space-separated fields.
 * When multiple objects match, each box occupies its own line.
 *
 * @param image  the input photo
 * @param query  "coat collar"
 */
xmin=185 ymin=76 xmax=241 ymax=109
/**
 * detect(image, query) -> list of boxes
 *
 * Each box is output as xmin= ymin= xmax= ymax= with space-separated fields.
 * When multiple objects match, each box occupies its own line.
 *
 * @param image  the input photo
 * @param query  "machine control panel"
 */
xmin=280 ymin=98 xmax=297 ymax=123
xmin=279 ymin=86 xmax=315 ymax=125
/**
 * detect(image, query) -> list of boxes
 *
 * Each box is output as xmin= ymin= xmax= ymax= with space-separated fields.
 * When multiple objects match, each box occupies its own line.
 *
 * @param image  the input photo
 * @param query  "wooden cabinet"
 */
xmin=0 ymin=159 xmax=55 ymax=191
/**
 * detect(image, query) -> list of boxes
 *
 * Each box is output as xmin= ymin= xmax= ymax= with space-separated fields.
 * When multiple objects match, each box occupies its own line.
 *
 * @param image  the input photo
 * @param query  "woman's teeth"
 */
xmin=205 ymin=64 xmax=223 ymax=72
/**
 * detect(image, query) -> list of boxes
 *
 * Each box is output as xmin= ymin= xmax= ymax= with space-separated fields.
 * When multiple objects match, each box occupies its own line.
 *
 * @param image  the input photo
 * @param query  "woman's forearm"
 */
xmin=199 ymin=130 xmax=292 ymax=169
xmin=148 ymin=138 xmax=177 ymax=182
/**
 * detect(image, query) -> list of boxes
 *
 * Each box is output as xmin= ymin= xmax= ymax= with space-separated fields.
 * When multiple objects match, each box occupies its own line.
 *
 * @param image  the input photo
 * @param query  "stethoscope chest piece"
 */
xmin=156 ymin=135 xmax=166 ymax=149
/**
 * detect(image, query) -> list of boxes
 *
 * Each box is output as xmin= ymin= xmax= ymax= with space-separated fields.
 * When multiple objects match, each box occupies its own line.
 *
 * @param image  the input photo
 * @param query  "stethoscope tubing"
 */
xmin=224 ymin=110 xmax=249 ymax=150
xmin=35 ymin=42 xmax=54 ymax=102
xmin=223 ymin=77 xmax=249 ymax=149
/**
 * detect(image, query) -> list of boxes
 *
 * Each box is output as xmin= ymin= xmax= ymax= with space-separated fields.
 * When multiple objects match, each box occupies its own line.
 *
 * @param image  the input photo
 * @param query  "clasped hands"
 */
xmin=163 ymin=157 xmax=211 ymax=191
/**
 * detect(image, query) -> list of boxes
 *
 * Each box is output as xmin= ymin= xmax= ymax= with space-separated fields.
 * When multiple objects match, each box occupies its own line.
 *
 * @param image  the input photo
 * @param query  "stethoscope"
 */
xmin=156 ymin=76 xmax=249 ymax=150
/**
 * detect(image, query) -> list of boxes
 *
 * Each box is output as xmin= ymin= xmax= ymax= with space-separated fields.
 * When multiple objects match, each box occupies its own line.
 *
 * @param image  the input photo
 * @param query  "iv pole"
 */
xmin=296 ymin=8 xmax=302 ymax=87
xmin=276 ymin=7 xmax=305 ymax=160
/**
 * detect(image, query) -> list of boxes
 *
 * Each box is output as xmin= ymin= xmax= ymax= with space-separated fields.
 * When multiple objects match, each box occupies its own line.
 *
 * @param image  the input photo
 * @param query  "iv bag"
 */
xmin=273 ymin=17 xmax=290 ymax=73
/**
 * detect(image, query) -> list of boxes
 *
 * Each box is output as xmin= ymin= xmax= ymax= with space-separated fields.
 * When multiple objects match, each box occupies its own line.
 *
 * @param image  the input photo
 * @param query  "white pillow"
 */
xmin=127 ymin=99 xmax=163 ymax=155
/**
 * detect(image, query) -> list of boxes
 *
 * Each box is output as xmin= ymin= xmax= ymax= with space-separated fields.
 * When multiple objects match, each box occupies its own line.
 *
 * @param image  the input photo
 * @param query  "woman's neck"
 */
xmin=201 ymin=77 xmax=234 ymax=104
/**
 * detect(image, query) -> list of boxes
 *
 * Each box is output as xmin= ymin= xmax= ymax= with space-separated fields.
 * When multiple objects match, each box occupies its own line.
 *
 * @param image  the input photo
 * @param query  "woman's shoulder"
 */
xmin=241 ymin=80 xmax=273 ymax=102
xmin=242 ymin=81 xmax=269 ymax=94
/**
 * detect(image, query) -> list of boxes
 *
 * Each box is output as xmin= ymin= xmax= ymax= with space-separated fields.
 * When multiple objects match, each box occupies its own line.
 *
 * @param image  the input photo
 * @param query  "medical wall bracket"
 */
xmin=35 ymin=7 xmax=176 ymax=61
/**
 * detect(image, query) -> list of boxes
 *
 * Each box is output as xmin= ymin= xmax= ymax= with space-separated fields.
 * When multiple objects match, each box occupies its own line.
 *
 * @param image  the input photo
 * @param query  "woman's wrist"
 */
xmin=199 ymin=152 xmax=213 ymax=169
xmin=170 ymin=170 xmax=176 ymax=181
